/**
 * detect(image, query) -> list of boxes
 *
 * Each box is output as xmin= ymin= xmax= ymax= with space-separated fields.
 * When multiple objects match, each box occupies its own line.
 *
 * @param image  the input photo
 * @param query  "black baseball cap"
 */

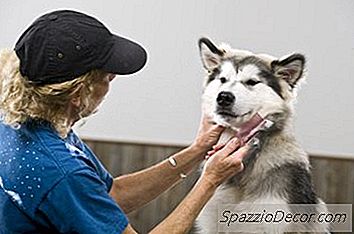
xmin=14 ymin=10 xmax=147 ymax=85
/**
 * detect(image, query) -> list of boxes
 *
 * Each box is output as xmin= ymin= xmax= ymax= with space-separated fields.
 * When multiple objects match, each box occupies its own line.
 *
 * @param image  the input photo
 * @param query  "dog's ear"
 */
xmin=198 ymin=37 xmax=224 ymax=71
xmin=271 ymin=53 xmax=305 ymax=88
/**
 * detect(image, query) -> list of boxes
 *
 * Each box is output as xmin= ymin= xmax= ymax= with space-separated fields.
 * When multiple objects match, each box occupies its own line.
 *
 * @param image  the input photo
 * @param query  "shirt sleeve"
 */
xmin=37 ymin=167 xmax=128 ymax=234
xmin=81 ymin=142 xmax=114 ymax=192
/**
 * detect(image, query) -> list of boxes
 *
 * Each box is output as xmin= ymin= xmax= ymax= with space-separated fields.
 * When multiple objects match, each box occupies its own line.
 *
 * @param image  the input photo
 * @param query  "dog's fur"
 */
xmin=193 ymin=38 xmax=329 ymax=234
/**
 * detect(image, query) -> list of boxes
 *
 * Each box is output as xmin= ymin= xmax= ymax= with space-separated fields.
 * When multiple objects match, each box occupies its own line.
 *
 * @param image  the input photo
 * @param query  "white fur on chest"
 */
xmin=196 ymin=128 xmax=311 ymax=234
xmin=197 ymin=185 xmax=242 ymax=234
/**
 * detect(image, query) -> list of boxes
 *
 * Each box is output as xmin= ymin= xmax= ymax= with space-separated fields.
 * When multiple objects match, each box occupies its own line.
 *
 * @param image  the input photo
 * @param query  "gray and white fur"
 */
xmin=193 ymin=38 xmax=329 ymax=234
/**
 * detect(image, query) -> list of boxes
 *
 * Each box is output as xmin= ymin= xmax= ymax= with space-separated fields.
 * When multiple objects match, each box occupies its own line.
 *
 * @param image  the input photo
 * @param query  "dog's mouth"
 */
xmin=216 ymin=110 xmax=252 ymax=119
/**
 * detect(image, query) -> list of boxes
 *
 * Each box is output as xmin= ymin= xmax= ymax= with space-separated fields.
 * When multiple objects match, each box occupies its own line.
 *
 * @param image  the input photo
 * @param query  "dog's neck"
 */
xmin=224 ymin=117 xmax=310 ymax=190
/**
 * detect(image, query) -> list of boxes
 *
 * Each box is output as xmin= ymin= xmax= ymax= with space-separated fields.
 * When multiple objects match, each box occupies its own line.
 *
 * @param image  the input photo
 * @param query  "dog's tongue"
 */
xmin=235 ymin=113 xmax=264 ymax=140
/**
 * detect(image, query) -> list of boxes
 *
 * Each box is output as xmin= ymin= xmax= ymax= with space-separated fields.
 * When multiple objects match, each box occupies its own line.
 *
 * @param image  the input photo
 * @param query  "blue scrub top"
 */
xmin=0 ymin=119 xmax=128 ymax=233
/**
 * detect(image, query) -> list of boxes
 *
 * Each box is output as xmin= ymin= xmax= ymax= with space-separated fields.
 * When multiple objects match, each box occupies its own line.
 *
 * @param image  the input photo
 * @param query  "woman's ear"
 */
xmin=271 ymin=53 xmax=306 ymax=88
xmin=70 ymin=96 xmax=81 ymax=108
xmin=70 ymin=84 xmax=84 ymax=108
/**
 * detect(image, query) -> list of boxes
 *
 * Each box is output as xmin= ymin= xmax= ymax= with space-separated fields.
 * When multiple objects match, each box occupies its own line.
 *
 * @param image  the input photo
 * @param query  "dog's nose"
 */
xmin=217 ymin=91 xmax=235 ymax=107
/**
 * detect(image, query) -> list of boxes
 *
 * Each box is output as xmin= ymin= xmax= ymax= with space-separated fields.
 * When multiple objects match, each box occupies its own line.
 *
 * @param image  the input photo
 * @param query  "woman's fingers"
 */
xmin=229 ymin=145 xmax=249 ymax=160
xmin=217 ymin=138 xmax=240 ymax=157
xmin=205 ymin=139 xmax=240 ymax=160
xmin=227 ymin=145 xmax=249 ymax=172
xmin=209 ymin=124 xmax=225 ymax=135
xmin=202 ymin=143 xmax=248 ymax=186
xmin=193 ymin=115 xmax=225 ymax=152
xmin=212 ymin=143 xmax=226 ymax=150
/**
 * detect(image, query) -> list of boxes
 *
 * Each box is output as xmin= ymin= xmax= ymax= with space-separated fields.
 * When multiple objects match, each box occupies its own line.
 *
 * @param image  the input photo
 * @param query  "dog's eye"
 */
xmin=245 ymin=79 xmax=261 ymax=86
xmin=220 ymin=77 xmax=227 ymax=83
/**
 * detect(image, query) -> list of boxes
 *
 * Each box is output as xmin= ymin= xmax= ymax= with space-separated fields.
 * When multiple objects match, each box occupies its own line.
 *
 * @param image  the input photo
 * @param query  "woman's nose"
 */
xmin=108 ymin=73 xmax=116 ymax=82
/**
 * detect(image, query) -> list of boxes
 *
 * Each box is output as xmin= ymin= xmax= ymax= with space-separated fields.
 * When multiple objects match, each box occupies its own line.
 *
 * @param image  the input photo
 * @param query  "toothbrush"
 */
xmin=206 ymin=110 xmax=275 ymax=159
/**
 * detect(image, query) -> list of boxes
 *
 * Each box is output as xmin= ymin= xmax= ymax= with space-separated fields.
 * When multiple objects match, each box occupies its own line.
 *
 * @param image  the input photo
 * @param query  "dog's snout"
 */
xmin=217 ymin=91 xmax=235 ymax=107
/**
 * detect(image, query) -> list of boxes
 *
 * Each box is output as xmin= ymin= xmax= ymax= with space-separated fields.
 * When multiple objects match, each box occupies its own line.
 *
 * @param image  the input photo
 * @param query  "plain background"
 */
xmin=1 ymin=0 xmax=353 ymax=158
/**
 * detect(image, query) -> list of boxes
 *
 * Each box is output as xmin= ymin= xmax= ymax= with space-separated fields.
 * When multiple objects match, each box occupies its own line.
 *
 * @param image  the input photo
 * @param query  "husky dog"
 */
xmin=194 ymin=38 xmax=329 ymax=234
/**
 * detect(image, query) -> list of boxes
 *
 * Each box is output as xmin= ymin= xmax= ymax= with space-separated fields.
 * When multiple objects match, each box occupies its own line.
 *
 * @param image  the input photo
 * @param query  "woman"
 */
xmin=0 ymin=10 xmax=248 ymax=233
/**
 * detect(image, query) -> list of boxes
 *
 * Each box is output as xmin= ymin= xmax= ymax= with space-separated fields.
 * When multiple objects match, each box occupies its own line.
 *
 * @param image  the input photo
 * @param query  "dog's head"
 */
xmin=199 ymin=37 xmax=306 ymax=131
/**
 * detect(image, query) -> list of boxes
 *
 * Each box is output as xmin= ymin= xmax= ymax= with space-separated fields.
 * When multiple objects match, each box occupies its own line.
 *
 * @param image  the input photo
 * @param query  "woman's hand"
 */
xmin=191 ymin=115 xmax=225 ymax=154
xmin=201 ymin=138 xmax=248 ymax=188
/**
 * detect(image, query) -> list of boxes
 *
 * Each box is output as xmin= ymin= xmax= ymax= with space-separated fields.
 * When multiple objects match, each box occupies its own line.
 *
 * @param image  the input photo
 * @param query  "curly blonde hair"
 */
xmin=0 ymin=49 xmax=103 ymax=137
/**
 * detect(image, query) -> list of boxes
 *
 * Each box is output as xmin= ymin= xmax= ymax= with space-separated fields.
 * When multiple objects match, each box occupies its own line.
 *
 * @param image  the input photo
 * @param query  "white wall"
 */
xmin=1 ymin=0 xmax=353 ymax=158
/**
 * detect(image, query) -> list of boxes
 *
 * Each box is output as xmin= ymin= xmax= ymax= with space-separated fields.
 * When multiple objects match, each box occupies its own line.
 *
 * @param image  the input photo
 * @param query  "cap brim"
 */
xmin=101 ymin=35 xmax=147 ymax=75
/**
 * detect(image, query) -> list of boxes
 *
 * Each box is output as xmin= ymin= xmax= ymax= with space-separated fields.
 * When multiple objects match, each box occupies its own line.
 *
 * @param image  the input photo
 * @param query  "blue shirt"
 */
xmin=0 ymin=119 xmax=128 ymax=234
